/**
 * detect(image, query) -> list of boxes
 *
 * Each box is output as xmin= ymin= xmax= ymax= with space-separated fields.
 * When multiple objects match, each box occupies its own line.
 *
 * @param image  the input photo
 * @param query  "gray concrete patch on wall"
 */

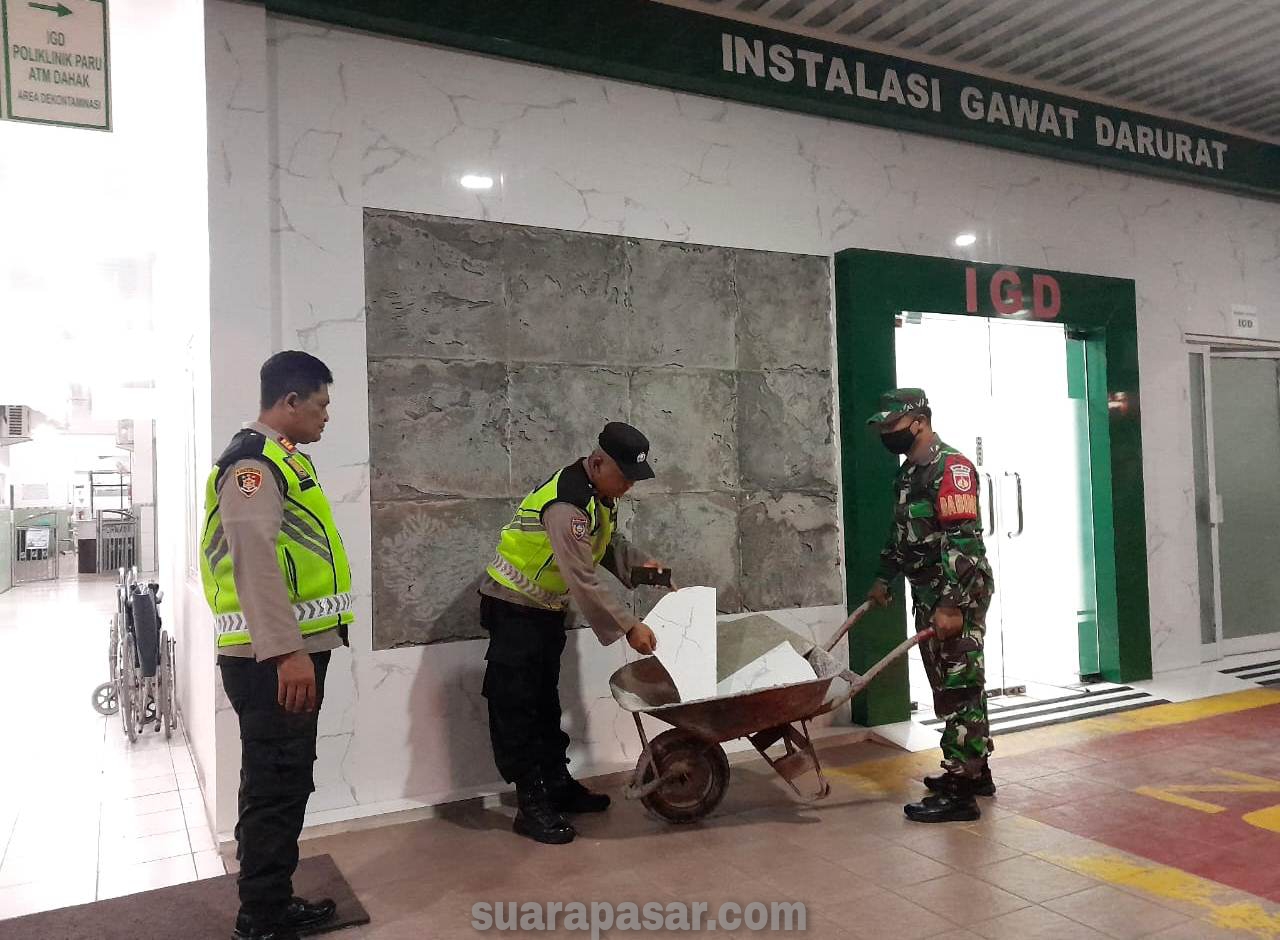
xmin=365 ymin=209 xmax=840 ymax=648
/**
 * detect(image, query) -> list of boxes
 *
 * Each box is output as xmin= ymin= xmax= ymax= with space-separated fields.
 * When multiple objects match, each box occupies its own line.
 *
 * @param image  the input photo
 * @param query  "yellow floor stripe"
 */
xmin=1132 ymin=786 xmax=1227 ymax=814
xmin=1053 ymin=853 xmax=1280 ymax=939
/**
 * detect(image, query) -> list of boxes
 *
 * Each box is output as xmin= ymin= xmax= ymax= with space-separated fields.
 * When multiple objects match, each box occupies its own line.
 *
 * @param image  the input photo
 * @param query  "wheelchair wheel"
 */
xmin=92 ymin=681 xmax=119 ymax=716
xmin=122 ymin=633 xmax=140 ymax=743
xmin=158 ymin=632 xmax=177 ymax=739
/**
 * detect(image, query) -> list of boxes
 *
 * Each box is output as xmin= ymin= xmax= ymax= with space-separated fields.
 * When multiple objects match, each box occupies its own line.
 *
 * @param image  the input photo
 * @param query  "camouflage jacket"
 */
xmin=875 ymin=437 xmax=993 ymax=610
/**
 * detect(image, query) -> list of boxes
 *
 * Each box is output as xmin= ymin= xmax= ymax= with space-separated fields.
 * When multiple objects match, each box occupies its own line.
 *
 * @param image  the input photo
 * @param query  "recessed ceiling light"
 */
xmin=954 ymin=232 xmax=977 ymax=247
xmin=460 ymin=174 xmax=494 ymax=190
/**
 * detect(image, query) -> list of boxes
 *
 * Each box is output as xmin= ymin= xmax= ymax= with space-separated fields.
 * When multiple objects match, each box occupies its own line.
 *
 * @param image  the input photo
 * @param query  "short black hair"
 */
xmin=260 ymin=351 xmax=334 ymax=410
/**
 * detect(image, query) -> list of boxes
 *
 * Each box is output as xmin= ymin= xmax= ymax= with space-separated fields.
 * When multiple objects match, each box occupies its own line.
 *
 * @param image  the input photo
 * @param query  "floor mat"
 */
xmin=0 ymin=854 xmax=369 ymax=940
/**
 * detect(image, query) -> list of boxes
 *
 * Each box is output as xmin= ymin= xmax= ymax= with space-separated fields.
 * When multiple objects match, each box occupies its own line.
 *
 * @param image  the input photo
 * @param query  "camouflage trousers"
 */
xmin=914 ymin=602 xmax=993 ymax=779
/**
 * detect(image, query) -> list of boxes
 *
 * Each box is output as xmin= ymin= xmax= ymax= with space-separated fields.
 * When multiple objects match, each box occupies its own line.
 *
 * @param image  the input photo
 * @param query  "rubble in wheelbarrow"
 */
xmin=637 ymin=588 xmax=828 ymax=704
xmin=716 ymin=641 xmax=814 ymax=696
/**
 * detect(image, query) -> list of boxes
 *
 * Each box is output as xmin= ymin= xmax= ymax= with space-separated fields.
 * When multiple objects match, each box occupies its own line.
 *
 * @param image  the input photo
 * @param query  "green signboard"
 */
xmin=1 ymin=0 xmax=110 ymax=130
xmin=268 ymin=0 xmax=1280 ymax=201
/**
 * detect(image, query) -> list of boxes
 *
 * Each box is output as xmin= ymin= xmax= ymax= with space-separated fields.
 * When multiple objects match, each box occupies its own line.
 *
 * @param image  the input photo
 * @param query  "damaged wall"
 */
xmin=364 ymin=210 xmax=842 ymax=648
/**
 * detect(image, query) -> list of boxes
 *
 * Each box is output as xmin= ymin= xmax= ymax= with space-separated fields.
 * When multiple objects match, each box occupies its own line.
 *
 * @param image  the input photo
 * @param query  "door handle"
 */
xmin=1004 ymin=471 xmax=1024 ymax=538
xmin=983 ymin=473 xmax=995 ymax=537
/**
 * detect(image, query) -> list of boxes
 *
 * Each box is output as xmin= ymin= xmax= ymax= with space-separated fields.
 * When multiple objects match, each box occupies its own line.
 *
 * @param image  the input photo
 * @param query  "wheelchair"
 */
xmin=92 ymin=567 xmax=177 ymax=741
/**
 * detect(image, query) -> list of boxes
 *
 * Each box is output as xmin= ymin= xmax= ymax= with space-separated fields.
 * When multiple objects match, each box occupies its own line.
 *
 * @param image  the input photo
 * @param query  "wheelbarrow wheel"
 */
xmin=639 ymin=729 xmax=730 ymax=824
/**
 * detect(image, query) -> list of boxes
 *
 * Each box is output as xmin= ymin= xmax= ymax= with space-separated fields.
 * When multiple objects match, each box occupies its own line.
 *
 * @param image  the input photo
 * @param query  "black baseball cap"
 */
xmin=599 ymin=422 xmax=655 ymax=481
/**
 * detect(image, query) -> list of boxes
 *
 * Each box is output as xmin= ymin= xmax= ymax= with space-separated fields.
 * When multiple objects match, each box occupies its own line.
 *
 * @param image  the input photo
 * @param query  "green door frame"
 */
xmin=834 ymin=248 xmax=1152 ymax=727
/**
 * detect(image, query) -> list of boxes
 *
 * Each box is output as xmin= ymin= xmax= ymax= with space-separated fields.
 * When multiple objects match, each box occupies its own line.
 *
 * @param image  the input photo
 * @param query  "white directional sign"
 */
xmin=1 ymin=0 xmax=109 ymax=130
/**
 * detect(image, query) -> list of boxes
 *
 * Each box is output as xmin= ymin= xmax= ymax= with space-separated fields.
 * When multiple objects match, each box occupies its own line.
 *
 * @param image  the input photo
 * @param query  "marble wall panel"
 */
xmin=739 ymin=491 xmax=842 ymax=611
xmin=365 ymin=211 xmax=835 ymax=646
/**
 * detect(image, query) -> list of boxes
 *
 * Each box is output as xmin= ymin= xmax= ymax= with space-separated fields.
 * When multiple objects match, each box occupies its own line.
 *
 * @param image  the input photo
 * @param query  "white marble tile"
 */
xmin=0 ymin=871 xmax=96 ymax=920
xmin=96 ymin=853 xmax=197 ymax=901
xmin=642 ymin=587 xmax=717 ymax=704
xmin=193 ymin=849 xmax=228 ymax=880
xmin=716 ymin=641 xmax=816 ymax=697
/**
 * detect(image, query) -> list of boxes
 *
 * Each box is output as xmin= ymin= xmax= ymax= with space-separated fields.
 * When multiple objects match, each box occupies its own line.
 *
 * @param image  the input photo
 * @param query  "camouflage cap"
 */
xmin=866 ymin=388 xmax=929 ymax=429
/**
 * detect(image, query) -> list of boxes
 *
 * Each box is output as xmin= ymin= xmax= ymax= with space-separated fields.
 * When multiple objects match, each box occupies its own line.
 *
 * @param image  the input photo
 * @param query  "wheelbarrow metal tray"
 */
xmin=608 ymin=645 xmax=860 ymax=743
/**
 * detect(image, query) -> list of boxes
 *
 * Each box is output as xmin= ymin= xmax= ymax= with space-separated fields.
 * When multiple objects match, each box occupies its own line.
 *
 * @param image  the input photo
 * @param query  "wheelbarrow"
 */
xmin=608 ymin=602 xmax=933 ymax=823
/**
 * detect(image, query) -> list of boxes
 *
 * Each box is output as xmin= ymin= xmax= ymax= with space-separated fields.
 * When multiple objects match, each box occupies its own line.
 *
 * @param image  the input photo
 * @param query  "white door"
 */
xmin=895 ymin=313 xmax=1093 ymax=698
xmin=986 ymin=318 xmax=1093 ymax=690
xmin=894 ymin=312 xmax=1007 ymax=696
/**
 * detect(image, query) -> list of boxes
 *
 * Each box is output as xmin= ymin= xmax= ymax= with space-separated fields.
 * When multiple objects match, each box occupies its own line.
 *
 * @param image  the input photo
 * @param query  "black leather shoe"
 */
xmin=904 ymin=792 xmax=981 ymax=823
xmin=232 ymin=913 xmax=299 ymax=940
xmin=514 ymin=774 xmax=576 ymax=844
xmin=548 ymin=774 xmax=611 ymax=814
xmin=923 ymin=768 xmax=996 ymax=798
xmin=279 ymin=897 xmax=337 ymax=931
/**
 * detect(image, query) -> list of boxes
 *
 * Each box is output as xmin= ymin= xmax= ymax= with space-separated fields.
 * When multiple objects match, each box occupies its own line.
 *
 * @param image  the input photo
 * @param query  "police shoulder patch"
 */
xmin=571 ymin=516 xmax=590 ymax=542
xmin=235 ymin=467 xmax=264 ymax=498
xmin=937 ymin=456 xmax=979 ymax=523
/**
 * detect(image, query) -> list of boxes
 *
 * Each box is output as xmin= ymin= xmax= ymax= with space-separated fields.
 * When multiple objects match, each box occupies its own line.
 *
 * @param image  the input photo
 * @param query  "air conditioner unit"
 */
xmin=0 ymin=405 xmax=32 ymax=442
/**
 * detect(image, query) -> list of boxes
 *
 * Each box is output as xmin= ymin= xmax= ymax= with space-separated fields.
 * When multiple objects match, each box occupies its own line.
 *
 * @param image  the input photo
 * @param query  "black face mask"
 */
xmin=880 ymin=424 xmax=918 ymax=455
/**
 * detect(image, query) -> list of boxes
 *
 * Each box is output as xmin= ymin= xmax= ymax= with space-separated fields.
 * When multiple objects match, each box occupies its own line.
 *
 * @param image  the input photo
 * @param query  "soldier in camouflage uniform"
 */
xmin=866 ymin=388 xmax=996 ymax=823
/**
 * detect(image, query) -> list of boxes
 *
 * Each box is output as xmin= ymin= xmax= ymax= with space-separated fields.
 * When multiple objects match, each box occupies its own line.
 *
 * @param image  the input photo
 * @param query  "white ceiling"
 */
xmin=659 ymin=0 xmax=1280 ymax=143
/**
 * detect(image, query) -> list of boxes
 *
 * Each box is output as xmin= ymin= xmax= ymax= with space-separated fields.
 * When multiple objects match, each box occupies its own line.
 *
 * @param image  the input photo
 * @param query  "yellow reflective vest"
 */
xmin=200 ymin=430 xmax=353 ymax=648
xmin=487 ymin=462 xmax=615 ymax=609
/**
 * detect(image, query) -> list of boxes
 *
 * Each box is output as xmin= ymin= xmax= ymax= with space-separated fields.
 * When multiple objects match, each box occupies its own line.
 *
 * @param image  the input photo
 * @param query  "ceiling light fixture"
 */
xmin=954 ymin=232 xmax=977 ymax=247
xmin=460 ymin=174 xmax=494 ymax=190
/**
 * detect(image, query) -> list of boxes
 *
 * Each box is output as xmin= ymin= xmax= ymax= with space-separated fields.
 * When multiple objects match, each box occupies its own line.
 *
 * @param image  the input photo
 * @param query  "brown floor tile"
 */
xmin=1141 ymin=919 xmax=1269 ymax=939
xmin=757 ymin=852 xmax=888 ymax=914
xmin=973 ymin=855 xmax=1097 ymax=903
xmin=841 ymin=843 xmax=955 ymax=888
xmin=823 ymin=884 xmax=954 ymax=939
xmin=970 ymin=904 xmax=1113 ymax=939
xmin=890 ymin=826 xmax=1024 ymax=868
xmin=894 ymin=872 xmax=1031 ymax=926
xmin=1044 ymin=885 xmax=1189 ymax=939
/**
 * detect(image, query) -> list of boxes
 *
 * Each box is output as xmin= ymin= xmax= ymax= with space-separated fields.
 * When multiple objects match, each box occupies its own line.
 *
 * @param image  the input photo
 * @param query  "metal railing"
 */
xmin=97 ymin=511 xmax=138 ymax=573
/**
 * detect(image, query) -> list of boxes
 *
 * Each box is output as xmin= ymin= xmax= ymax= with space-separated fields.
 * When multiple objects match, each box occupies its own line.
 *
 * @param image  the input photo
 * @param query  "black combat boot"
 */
xmin=904 ymin=791 xmax=981 ymax=823
xmin=547 ymin=764 xmax=611 ymax=814
xmin=278 ymin=897 xmax=337 ymax=932
xmin=513 ymin=774 xmax=576 ymax=844
xmin=923 ymin=767 xmax=996 ymax=798
xmin=232 ymin=912 xmax=299 ymax=940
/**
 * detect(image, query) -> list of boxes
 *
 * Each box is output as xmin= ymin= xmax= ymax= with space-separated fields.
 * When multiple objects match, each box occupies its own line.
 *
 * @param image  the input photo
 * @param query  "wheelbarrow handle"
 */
xmin=835 ymin=628 xmax=937 ymax=706
xmin=823 ymin=601 xmax=874 ymax=653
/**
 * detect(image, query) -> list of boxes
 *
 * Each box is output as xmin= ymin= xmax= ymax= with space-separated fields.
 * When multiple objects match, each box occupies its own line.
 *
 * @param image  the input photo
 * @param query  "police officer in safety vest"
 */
xmin=481 ymin=422 xmax=672 ymax=845
xmin=201 ymin=351 xmax=350 ymax=940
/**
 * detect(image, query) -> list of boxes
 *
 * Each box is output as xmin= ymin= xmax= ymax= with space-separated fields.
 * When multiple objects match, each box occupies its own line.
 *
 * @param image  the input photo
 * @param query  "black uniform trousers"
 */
xmin=218 ymin=650 xmax=330 ymax=921
xmin=480 ymin=594 xmax=572 ymax=784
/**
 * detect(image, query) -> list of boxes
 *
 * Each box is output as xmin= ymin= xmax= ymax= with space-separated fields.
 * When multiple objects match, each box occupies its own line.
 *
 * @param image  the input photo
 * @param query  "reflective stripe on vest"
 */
xmin=488 ymin=556 xmax=566 ymax=610
xmin=214 ymin=592 xmax=355 ymax=636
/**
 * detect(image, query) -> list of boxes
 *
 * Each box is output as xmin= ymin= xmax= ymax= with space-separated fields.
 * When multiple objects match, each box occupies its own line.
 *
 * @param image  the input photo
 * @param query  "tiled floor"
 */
xmin=0 ymin=575 xmax=225 ymax=921
xmin=6 ymin=573 xmax=1280 ymax=939
xmin=287 ymin=688 xmax=1280 ymax=940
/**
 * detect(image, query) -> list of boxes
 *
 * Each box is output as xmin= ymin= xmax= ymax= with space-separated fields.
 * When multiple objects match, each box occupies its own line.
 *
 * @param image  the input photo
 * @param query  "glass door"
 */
xmin=1196 ymin=354 xmax=1280 ymax=655
xmin=895 ymin=312 xmax=1007 ymax=698
xmin=896 ymin=312 xmax=1095 ymax=700
xmin=987 ymin=319 xmax=1095 ymax=691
